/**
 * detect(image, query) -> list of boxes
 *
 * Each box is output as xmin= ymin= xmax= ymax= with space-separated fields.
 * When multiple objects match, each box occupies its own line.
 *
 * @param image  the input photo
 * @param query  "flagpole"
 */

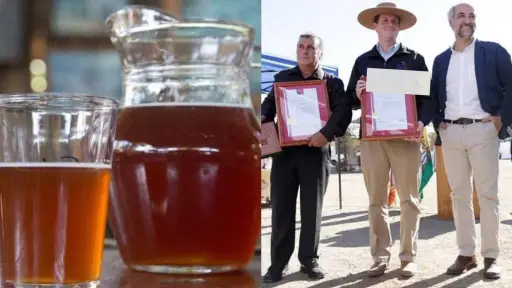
xmin=336 ymin=137 xmax=342 ymax=210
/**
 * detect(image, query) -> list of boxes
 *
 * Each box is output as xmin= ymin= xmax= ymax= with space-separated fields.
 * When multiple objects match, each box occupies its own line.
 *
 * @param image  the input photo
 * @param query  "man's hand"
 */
xmin=308 ymin=132 xmax=329 ymax=147
xmin=484 ymin=115 xmax=503 ymax=132
xmin=355 ymin=77 xmax=366 ymax=100
xmin=404 ymin=121 xmax=424 ymax=143
xmin=438 ymin=122 xmax=447 ymax=130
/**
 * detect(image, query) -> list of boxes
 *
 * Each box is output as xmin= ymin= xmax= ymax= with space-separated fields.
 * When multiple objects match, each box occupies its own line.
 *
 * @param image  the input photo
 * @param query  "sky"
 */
xmin=261 ymin=0 xmax=512 ymax=123
xmin=262 ymin=0 xmax=512 ymax=81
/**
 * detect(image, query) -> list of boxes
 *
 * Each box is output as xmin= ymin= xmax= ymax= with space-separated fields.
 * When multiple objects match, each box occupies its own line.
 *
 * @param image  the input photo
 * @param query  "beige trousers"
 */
xmin=360 ymin=140 xmax=421 ymax=263
xmin=439 ymin=121 xmax=500 ymax=259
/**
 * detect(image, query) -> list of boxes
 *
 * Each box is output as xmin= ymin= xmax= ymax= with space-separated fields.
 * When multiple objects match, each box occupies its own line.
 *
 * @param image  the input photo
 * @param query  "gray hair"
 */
xmin=448 ymin=3 xmax=473 ymax=22
xmin=298 ymin=33 xmax=323 ymax=52
xmin=447 ymin=5 xmax=456 ymax=21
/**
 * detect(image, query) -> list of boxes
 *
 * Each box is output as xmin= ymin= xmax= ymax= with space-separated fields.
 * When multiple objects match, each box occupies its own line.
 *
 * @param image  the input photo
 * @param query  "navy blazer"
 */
xmin=421 ymin=40 xmax=512 ymax=130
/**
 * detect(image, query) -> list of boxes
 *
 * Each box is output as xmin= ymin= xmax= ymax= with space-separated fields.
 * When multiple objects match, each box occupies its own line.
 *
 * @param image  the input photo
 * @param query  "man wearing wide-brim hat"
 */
xmin=346 ymin=2 xmax=432 ymax=278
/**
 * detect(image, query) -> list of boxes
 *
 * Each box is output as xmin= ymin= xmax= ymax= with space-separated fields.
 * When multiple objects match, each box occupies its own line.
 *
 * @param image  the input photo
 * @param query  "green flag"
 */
xmin=419 ymin=128 xmax=434 ymax=200
xmin=419 ymin=149 xmax=434 ymax=200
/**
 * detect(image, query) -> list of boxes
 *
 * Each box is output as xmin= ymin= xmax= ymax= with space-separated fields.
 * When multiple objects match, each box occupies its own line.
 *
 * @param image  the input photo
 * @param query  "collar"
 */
xmin=450 ymin=38 xmax=477 ymax=53
xmin=369 ymin=43 xmax=410 ymax=58
xmin=376 ymin=42 xmax=401 ymax=54
xmin=289 ymin=65 xmax=324 ymax=79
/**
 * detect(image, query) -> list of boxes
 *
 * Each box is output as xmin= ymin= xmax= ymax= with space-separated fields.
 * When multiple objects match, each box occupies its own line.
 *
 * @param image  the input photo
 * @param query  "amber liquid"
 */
xmin=109 ymin=104 xmax=261 ymax=269
xmin=0 ymin=164 xmax=111 ymax=284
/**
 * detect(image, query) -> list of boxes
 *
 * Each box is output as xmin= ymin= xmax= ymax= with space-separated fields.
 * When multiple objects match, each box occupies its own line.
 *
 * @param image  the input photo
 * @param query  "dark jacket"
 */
xmin=422 ymin=40 xmax=512 ymax=130
xmin=346 ymin=44 xmax=431 ymax=137
xmin=261 ymin=66 xmax=353 ymax=142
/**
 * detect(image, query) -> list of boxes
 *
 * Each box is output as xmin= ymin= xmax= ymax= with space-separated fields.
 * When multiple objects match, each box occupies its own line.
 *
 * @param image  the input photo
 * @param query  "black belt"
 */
xmin=443 ymin=118 xmax=484 ymax=125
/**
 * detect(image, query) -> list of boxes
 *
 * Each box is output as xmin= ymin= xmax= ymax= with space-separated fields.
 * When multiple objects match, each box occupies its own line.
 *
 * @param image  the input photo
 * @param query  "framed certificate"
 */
xmin=361 ymin=91 xmax=419 ymax=140
xmin=274 ymin=80 xmax=330 ymax=146
xmin=260 ymin=122 xmax=282 ymax=158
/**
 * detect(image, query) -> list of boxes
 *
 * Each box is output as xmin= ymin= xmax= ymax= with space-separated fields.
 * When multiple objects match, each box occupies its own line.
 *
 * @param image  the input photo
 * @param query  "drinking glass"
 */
xmin=0 ymin=93 xmax=119 ymax=288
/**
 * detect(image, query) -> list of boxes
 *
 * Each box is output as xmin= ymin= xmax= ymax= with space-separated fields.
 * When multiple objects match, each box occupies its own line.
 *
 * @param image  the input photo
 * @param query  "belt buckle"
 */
xmin=458 ymin=118 xmax=472 ymax=125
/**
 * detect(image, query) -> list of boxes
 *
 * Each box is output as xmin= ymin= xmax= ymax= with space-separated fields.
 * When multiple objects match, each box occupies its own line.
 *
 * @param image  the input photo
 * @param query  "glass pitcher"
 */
xmin=106 ymin=6 xmax=261 ymax=274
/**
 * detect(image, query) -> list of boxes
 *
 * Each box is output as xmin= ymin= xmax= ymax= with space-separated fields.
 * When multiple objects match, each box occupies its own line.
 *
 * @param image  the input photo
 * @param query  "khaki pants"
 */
xmin=360 ymin=140 xmax=421 ymax=263
xmin=439 ymin=121 xmax=500 ymax=259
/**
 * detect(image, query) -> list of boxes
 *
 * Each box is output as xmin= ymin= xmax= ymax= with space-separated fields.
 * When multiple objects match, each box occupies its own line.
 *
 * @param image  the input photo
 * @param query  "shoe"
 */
xmin=262 ymin=265 xmax=288 ymax=283
xmin=483 ymin=258 xmax=501 ymax=279
xmin=446 ymin=255 xmax=477 ymax=275
xmin=300 ymin=259 xmax=325 ymax=279
xmin=367 ymin=261 xmax=388 ymax=277
xmin=400 ymin=261 xmax=417 ymax=278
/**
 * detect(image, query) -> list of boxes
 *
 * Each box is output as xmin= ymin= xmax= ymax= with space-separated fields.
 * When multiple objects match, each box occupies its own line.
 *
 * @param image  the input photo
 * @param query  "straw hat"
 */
xmin=358 ymin=2 xmax=417 ymax=31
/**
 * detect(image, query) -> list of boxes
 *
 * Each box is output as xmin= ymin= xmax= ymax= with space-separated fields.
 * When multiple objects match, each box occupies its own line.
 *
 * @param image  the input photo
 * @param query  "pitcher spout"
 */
xmin=106 ymin=5 xmax=179 ymax=40
xmin=105 ymin=4 xmax=254 ymax=71
xmin=105 ymin=5 xmax=255 ymax=110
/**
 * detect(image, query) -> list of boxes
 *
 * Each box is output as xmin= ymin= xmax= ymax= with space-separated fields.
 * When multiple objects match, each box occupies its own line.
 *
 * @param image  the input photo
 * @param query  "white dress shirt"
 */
xmin=445 ymin=39 xmax=490 ymax=120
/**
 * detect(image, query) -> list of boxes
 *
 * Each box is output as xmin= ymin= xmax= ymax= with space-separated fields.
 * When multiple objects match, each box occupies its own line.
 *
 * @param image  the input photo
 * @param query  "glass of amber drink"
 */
xmin=106 ymin=6 xmax=261 ymax=274
xmin=0 ymin=94 xmax=119 ymax=288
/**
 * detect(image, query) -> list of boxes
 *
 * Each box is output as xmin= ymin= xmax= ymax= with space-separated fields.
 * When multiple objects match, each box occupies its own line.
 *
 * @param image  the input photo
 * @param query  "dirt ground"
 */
xmin=261 ymin=160 xmax=512 ymax=288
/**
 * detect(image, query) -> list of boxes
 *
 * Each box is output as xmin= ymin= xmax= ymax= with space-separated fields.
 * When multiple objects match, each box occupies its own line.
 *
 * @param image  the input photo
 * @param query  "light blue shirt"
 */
xmin=376 ymin=42 xmax=400 ymax=61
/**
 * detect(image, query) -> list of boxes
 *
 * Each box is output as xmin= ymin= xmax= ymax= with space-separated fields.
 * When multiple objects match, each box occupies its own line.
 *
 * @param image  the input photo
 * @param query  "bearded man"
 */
xmin=422 ymin=3 xmax=512 ymax=280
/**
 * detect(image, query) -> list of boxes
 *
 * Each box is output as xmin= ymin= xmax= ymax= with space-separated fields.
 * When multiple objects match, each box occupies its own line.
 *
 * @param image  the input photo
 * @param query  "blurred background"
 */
xmin=0 ymin=0 xmax=261 ymax=113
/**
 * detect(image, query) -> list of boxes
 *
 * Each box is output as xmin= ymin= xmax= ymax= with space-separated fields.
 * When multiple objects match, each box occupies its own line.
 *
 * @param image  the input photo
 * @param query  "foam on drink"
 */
xmin=0 ymin=162 xmax=111 ymax=169
xmin=121 ymin=101 xmax=253 ymax=108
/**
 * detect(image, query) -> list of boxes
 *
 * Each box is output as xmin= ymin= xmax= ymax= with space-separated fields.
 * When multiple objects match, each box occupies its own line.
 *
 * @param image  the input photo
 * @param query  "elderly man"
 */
xmin=347 ymin=2 xmax=431 ymax=278
xmin=260 ymin=33 xmax=352 ymax=283
xmin=422 ymin=3 xmax=512 ymax=280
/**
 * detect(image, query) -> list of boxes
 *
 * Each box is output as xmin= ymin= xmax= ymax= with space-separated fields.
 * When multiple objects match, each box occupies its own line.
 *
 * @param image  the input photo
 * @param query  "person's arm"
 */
xmin=260 ymin=90 xmax=275 ymax=123
xmin=319 ymin=79 xmax=353 ymax=141
xmin=419 ymin=56 xmax=441 ymax=129
xmin=414 ymin=54 xmax=431 ymax=126
xmin=261 ymin=73 xmax=283 ymax=123
xmin=346 ymin=58 xmax=361 ymax=110
xmin=496 ymin=44 xmax=512 ymax=126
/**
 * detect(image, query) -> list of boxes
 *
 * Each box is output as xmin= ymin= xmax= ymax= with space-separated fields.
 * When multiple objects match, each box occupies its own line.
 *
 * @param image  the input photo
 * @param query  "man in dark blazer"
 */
xmin=260 ymin=33 xmax=352 ymax=283
xmin=421 ymin=3 xmax=512 ymax=280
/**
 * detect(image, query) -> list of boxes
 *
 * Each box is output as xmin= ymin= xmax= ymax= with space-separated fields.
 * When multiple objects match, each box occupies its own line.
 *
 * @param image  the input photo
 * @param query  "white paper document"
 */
xmin=372 ymin=93 xmax=408 ymax=131
xmin=284 ymin=88 xmax=322 ymax=137
xmin=366 ymin=68 xmax=431 ymax=95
